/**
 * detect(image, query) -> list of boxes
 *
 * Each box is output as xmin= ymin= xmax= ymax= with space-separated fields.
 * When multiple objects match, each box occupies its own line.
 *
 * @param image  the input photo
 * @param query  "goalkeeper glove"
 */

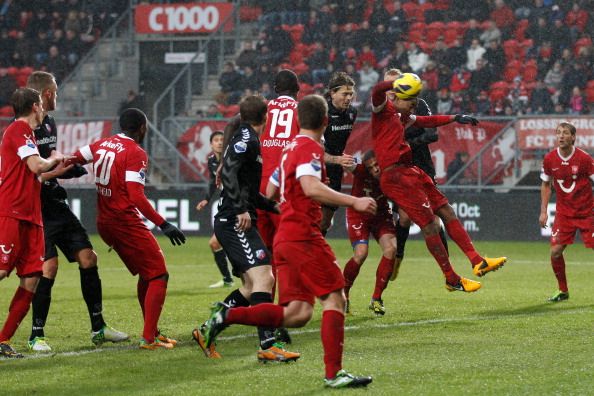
xmin=454 ymin=114 xmax=479 ymax=126
xmin=159 ymin=221 xmax=186 ymax=246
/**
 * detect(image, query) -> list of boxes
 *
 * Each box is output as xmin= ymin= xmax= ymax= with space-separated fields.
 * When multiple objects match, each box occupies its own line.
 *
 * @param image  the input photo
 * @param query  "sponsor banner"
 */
xmin=180 ymin=120 xmax=508 ymax=185
xmin=517 ymin=116 xmax=594 ymax=150
xmin=65 ymin=189 xmax=562 ymax=242
xmin=135 ymin=3 xmax=234 ymax=34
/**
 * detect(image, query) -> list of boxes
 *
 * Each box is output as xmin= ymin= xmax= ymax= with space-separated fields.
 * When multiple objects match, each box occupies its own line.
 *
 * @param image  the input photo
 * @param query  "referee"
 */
xmin=26 ymin=72 xmax=128 ymax=352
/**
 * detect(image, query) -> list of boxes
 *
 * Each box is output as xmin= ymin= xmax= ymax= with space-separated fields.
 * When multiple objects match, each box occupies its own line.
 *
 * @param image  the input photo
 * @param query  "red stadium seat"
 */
xmin=503 ymin=39 xmax=520 ymax=60
xmin=507 ymin=59 xmax=522 ymax=70
xmin=574 ymin=37 xmax=592 ymax=55
xmin=522 ymin=66 xmax=538 ymax=82
xmin=503 ymin=67 xmax=521 ymax=82
xmin=434 ymin=0 xmax=451 ymax=11
xmin=289 ymin=24 xmax=304 ymax=44
xmin=15 ymin=74 xmax=28 ymax=87
xmin=409 ymin=22 xmax=427 ymax=34
xmin=426 ymin=21 xmax=445 ymax=40
xmin=491 ymin=81 xmax=509 ymax=91
xmin=489 ymin=89 xmax=507 ymax=102
xmin=585 ymin=87 xmax=594 ymax=104
xmin=222 ymin=104 xmax=239 ymax=118
xmin=407 ymin=30 xmax=424 ymax=43
xmin=446 ymin=21 xmax=464 ymax=35
xmin=401 ymin=2 xmax=418 ymax=20
xmin=443 ymin=29 xmax=459 ymax=45
xmin=239 ymin=6 xmax=262 ymax=22
xmin=6 ymin=66 xmax=18 ymax=76
xmin=586 ymin=80 xmax=594 ymax=89
xmin=293 ymin=62 xmax=309 ymax=76
xmin=523 ymin=59 xmax=537 ymax=69
xmin=0 ymin=105 xmax=14 ymax=117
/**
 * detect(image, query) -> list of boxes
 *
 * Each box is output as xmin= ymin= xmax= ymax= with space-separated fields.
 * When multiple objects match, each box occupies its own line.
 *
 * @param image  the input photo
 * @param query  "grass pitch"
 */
xmin=1 ymin=236 xmax=592 ymax=395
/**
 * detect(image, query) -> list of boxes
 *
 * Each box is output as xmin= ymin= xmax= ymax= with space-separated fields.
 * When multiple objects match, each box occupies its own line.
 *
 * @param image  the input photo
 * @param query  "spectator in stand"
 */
xmin=527 ymin=0 xmax=550 ymax=25
xmin=430 ymin=38 xmax=448 ymax=66
xmin=421 ymin=60 xmax=439 ymax=109
xmin=302 ymin=10 xmax=329 ymax=45
xmin=118 ymin=89 xmax=145 ymax=115
xmin=218 ymin=62 xmax=244 ymax=105
xmin=34 ymin=30 xmax=50 ymax=65
xmin=466 ymin=39 xmax=486 ymax=72
xmin=436 ymin=88 xmax=453 ymax=114
xmin=553 ymin=103 xmax=566 ymax=115
xmin=356 ymin=20 xmax=373 ymax=49
xmin=484 ymin=39 xmax=506 ymax=79
xmin=559 ymin=62 xmax=588 ymax=105
xmin=372 ymin=24 xmax=391 ymax=60
xmin=508 ymin=76 xmax=529 ymax=111
xmin=452 ymin=0 xmax=488 ymax=21
xmin=63 ymin=10 xmax=81 ymax=34
xmin=379 ymin=40 xmax=408 ymax=71
xmin=13 ymin=31 xmax=32 ymax=67
xmin=0 ymin=29 xmax=15 ymax=66
xmin=49 ymin=29 xmax=64 ymax=52
xmin=529 ymin=80 xmax=554 ymax=114
xmin=474 ymin=91 xmax=491 ymax=116
xmin=463 ymin=19 xmax=482 ymax=48
xmin=387 ymin=1 xmax=408 ymax=41
xmin=369 ymin=0 xmax=390 ymax=28
xmin=307 ymin=41 xmax=331 ymax=85
xmin=544 ymin=61 xmax=564 ymax=92
xmin=568 ymin=86 xmax=586 ymax=114
xmin=527 ymin=16 xmax=549 ymax=49
xmin=437 ymin=63 xmax=452 ymax=91
xmin=255 ymin=45 xmax=277 ymax=69
xmin=575 ymin=46 xmax=593 ymax=76
xmin=450 ymin=67 xmax=471 ymax=94
xmin=63 ymin=29 xmax=83 ymax=66
xmin=444 ymin=39 xmax=467 ymax=71
xmin=204 ymin=103 xmax=223 ymax=119
xmin=236 ymin=41 xmax=258 ymax=70
xmin=0 ymin=68 xmax=17 ymax=107
xmin=450 ymin=91 xmax=467 ymax=114
xmin=407 ymin=42 xmax=428 ymax=74
xmin=447 ymin=151 xmax=471 ymax=184
xmin=341 ymin=23 xmax=359 ymax=50
xmin=255 ymin=63 xmax=274 ymax=89
xmin=549 ymin=18 xmax=572 ymax=55
xmin=558 ymin=47 xmax=575 ymax=70
xmin=357 ymin=61 xmax=379 ymax=110
xmin=338 ymin=0 xmax=365 ymax=25
xmin=489 ymin=0 xmax=515 ymax=40
xmin=356 ymin=44 xmax=377 ymax=70
xmin=242 ymin=66 xmax=260 ymax=91
xmin=265 ymin=24 xmax=293 ymax=63
xmin=44 ymin=45 xmax=68 ymax=82
xmin=479 ymin=20 xmax=501 ymax=45
xmin=327 ymin=23 xmax=342 ymax=49
xmin=565 ymin=2 xmax=589 ymax=41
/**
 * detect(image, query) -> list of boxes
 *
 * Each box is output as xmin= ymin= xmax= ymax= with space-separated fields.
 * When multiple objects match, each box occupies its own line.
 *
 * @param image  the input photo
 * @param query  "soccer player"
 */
xmin=70 ymin=108 xmax=186 ymax=350
xmin=371 ymin=73 xmax=507 ymax=292
xmin=320 ymin=72 xmax=357 ymax=236
xmin=26 ymin=71 xmax=128 ymax=352
xmin=196 ymin=130 xmax=234 ymax=289
xmin=198 ymin=95 xmax=376 ymax=388
xmin=193 ymin=95 xmax=299 ymax=362
xmin=0 ymin=88 xmax=67 ymax=358
xmin=539 ymin=122 xmax=594 ymax=302
xmin=343 ymin=150 xmax=396 ymax=316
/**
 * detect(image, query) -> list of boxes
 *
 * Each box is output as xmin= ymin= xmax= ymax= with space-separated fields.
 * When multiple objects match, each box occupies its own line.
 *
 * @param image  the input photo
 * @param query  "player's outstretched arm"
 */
xmin=539 ymin=181 xmax=552 ymax=228
xmin=39 ymin=160 xmax=74 ymax=182
xmin=26 ymin=149 xmax=65 ymax=175
xmin=370 ymin=80 xmax=394 ymax=113
xmin=413 ymin=114 xmax=479 ymax=128
xmin=300 ymin=175 xmax=376 ymax=215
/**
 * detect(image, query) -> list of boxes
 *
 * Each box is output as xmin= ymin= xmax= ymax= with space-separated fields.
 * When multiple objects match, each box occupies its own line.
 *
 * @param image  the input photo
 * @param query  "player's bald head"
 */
xmin=274 ymin=69 xmax=300 ymax=96
xmin=119 ymin=108 xmax=147 ymax=136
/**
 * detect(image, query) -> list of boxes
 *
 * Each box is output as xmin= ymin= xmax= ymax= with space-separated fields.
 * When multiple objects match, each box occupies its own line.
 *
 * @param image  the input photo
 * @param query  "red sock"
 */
xmin=321 ymin=310 xmax=344 ymax=379
xmin=142 ymin=279 xmax=167 ymax=343
xmin=425 ymin=233 xmax=460 ymax=285
xmin=0 ymin=287 xmax=34 ymax=342
xmin=551 ymin=255 xmax=568 ymax=292
xmin=137 ymin=279 xmax=149 ymax=319
xmin=372 ymin=256 xmax=395 ymax=300
xmin=445 ymin=219 xmax=482 ymax=266
xmin=343 ymin=257 xmax=362 ymax=298
xmin=225 ymin=303 xmax=284 ymax=328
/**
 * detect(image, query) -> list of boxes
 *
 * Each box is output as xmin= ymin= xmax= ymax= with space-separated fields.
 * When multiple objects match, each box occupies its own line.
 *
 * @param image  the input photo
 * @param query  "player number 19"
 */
xmin=269 ymin=108 xmax=293 ymax=139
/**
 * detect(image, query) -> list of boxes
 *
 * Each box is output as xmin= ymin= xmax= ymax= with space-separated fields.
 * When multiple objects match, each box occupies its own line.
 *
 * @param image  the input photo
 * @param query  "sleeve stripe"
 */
xmin=17 ymin=144 xmax=39 ymax=160
xmin=296 ymin=163 xmax=321 ymax=179
xmin=79 ymin=145 xmax=93 ymax=161
xmin=125 ymin=170 xmax=145 ymax=185
xmin=540 ymin=173 xmax=550 ymax=182
xmin=269 ymin=174 xmax=280 ymax=187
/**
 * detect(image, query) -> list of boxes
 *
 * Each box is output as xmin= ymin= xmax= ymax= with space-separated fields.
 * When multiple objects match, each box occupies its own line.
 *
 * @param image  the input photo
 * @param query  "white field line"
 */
xmin=14 ymin=306 xmax=593 ymax=361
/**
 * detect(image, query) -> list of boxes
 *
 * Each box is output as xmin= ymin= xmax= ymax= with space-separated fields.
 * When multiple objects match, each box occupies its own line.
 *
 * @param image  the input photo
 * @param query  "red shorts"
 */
xmin=274 ymin=239 xmax=345 ymax=306
xmin=256 ymin=209 xmax=279 ymax=251
xmin=0 ymin=217 xmax=44 ymax=277
xmin=98 ymin=221 xmax=167 ymax=280
xmin=380 ymin=165 xmax=448 ymax=228
xmin=551 ymin=213 xmax=594 ymax=248
xmin=346 ymin=209 xmax=396 ymax=245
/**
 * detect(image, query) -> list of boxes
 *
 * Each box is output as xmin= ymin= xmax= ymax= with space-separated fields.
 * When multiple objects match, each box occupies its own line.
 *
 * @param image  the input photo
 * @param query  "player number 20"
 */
xmin=269 ymin=108 xmax=294 ymax=139
xmin=94 ymin=149 xmax=116 ymax=185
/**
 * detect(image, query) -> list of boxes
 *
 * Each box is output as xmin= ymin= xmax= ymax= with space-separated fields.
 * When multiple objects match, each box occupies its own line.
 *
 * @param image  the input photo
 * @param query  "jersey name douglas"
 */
xmin=541 ymin=147 xmax=594 ymax=218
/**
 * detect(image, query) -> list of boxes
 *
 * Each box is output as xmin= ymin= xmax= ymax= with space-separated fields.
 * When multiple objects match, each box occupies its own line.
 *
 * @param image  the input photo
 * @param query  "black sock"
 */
xmin=250 ymin=292 xmax=276 ymax=350
xmin=395 ymin=221 xmax=410 ymax=258
xmin=80 ymin=266 xmax=106 ymax=332
xmin=223 ymin=289 xmax=250 ymax=308
xmin=439 ymin=225 xmax=449 ymax=255
xmin=213 ymin=249 xmax=233 ymax=283
xmin=30 ymin=276 xmax=54 ymax=340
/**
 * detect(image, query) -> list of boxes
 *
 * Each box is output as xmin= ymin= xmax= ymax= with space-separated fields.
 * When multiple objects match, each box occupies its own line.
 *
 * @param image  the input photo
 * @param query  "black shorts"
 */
xmin=214 ymin=217 xmax=270 ymax=277
xmin=43 ymin=210 xmax=93 ymax=262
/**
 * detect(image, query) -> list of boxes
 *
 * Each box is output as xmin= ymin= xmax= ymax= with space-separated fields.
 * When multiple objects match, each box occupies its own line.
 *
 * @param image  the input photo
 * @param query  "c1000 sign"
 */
xmin=135 ymin=3 xmax=234 ymax=34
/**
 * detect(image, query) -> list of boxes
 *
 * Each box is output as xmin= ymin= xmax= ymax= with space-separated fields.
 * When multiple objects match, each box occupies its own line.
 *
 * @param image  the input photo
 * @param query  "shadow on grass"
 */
xmin=477 ymin=302 xmax=594 ymax=317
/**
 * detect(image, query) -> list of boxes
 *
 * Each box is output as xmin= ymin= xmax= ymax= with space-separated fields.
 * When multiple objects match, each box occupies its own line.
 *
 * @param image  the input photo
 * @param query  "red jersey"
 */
xmin=275 ymin=135 xmax=326 ymax=242
xmin=346 ymin=164 xmax=391 ymax=219
xmin=0 ymin=120 xmax=42 ymax=226
xmin=541 ymin=146 xmax=594 ymax=218
xmin=260 ymin=95 xmax=300 ymax=191
xmin=75 ymin=134 xmax=165 ymax=226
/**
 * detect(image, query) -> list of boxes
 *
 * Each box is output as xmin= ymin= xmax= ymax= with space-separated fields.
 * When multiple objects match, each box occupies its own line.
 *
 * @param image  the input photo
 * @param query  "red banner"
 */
xmin=516 ymin=117 xmax=594 ymax=150
xmin=179 ymin=120 xmax=508 ymax=186
xmin=135 ymin=3 xmax=234 ymax=34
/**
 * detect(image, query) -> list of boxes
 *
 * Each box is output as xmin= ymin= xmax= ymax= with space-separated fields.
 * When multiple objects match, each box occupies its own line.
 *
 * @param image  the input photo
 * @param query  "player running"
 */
xmin=343 ymin=150 xmax=396 ymax=316
xmin=70 ymin=108 xmax=186 ymax=350
xmin=198 ymin=95 xmax=375 ymax=388
xmin=539 ymin=122 xmax=594 ymax=302
xmin=371 ymin=73 xmax=507 ymax=292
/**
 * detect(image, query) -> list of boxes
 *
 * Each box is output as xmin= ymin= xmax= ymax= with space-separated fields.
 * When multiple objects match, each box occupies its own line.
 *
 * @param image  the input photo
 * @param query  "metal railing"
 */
xmin=151 ymin=1 xmax=241 ymax=127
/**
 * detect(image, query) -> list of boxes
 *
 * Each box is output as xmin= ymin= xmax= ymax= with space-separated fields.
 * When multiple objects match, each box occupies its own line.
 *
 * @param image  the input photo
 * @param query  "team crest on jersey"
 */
xmin=310 ymin=159 xmax=321 ymax=171
xmin=26 ymin=139 xmax=35 ymax=148
xmin=256 ymin=249 xmax=266 ymax=260
xmin=234 ymin=141 xmax=247 ymax=153
xmin=139 ymin=168 xmax=146 ymax=182
xmin=45 ymin=123 xmax=52 ymax=132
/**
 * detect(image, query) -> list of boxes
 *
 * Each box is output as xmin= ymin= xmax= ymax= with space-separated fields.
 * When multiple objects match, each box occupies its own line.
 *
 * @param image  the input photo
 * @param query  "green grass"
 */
xmin=1 ymin=236 xmax=593 ymax=395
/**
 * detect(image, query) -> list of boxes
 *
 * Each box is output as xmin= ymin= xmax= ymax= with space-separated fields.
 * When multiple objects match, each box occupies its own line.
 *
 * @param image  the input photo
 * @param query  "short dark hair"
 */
xmin=119 ymin=108 xmax=147 ymax=135
xmin=297 ymin=94 xmax=328 ymax=130
xmin=362 ymin=150 xmax=376 ymax=163
xmin=26 ymin=71 xmax=56 ymax=93
xmin=274 ymin=69 xmax=300 ymax=95
xmin=210 ymin=130 xmax=223 ymax=143
xmin=11 ymin=87 xmax=41 ymax=118
xmin=558 ymin=122 xmax=576 ymax=136
xmin=239 ymin=95 xmax=267 ymax=126
xmin=328 ymin=72 xmax=355 ymax=92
